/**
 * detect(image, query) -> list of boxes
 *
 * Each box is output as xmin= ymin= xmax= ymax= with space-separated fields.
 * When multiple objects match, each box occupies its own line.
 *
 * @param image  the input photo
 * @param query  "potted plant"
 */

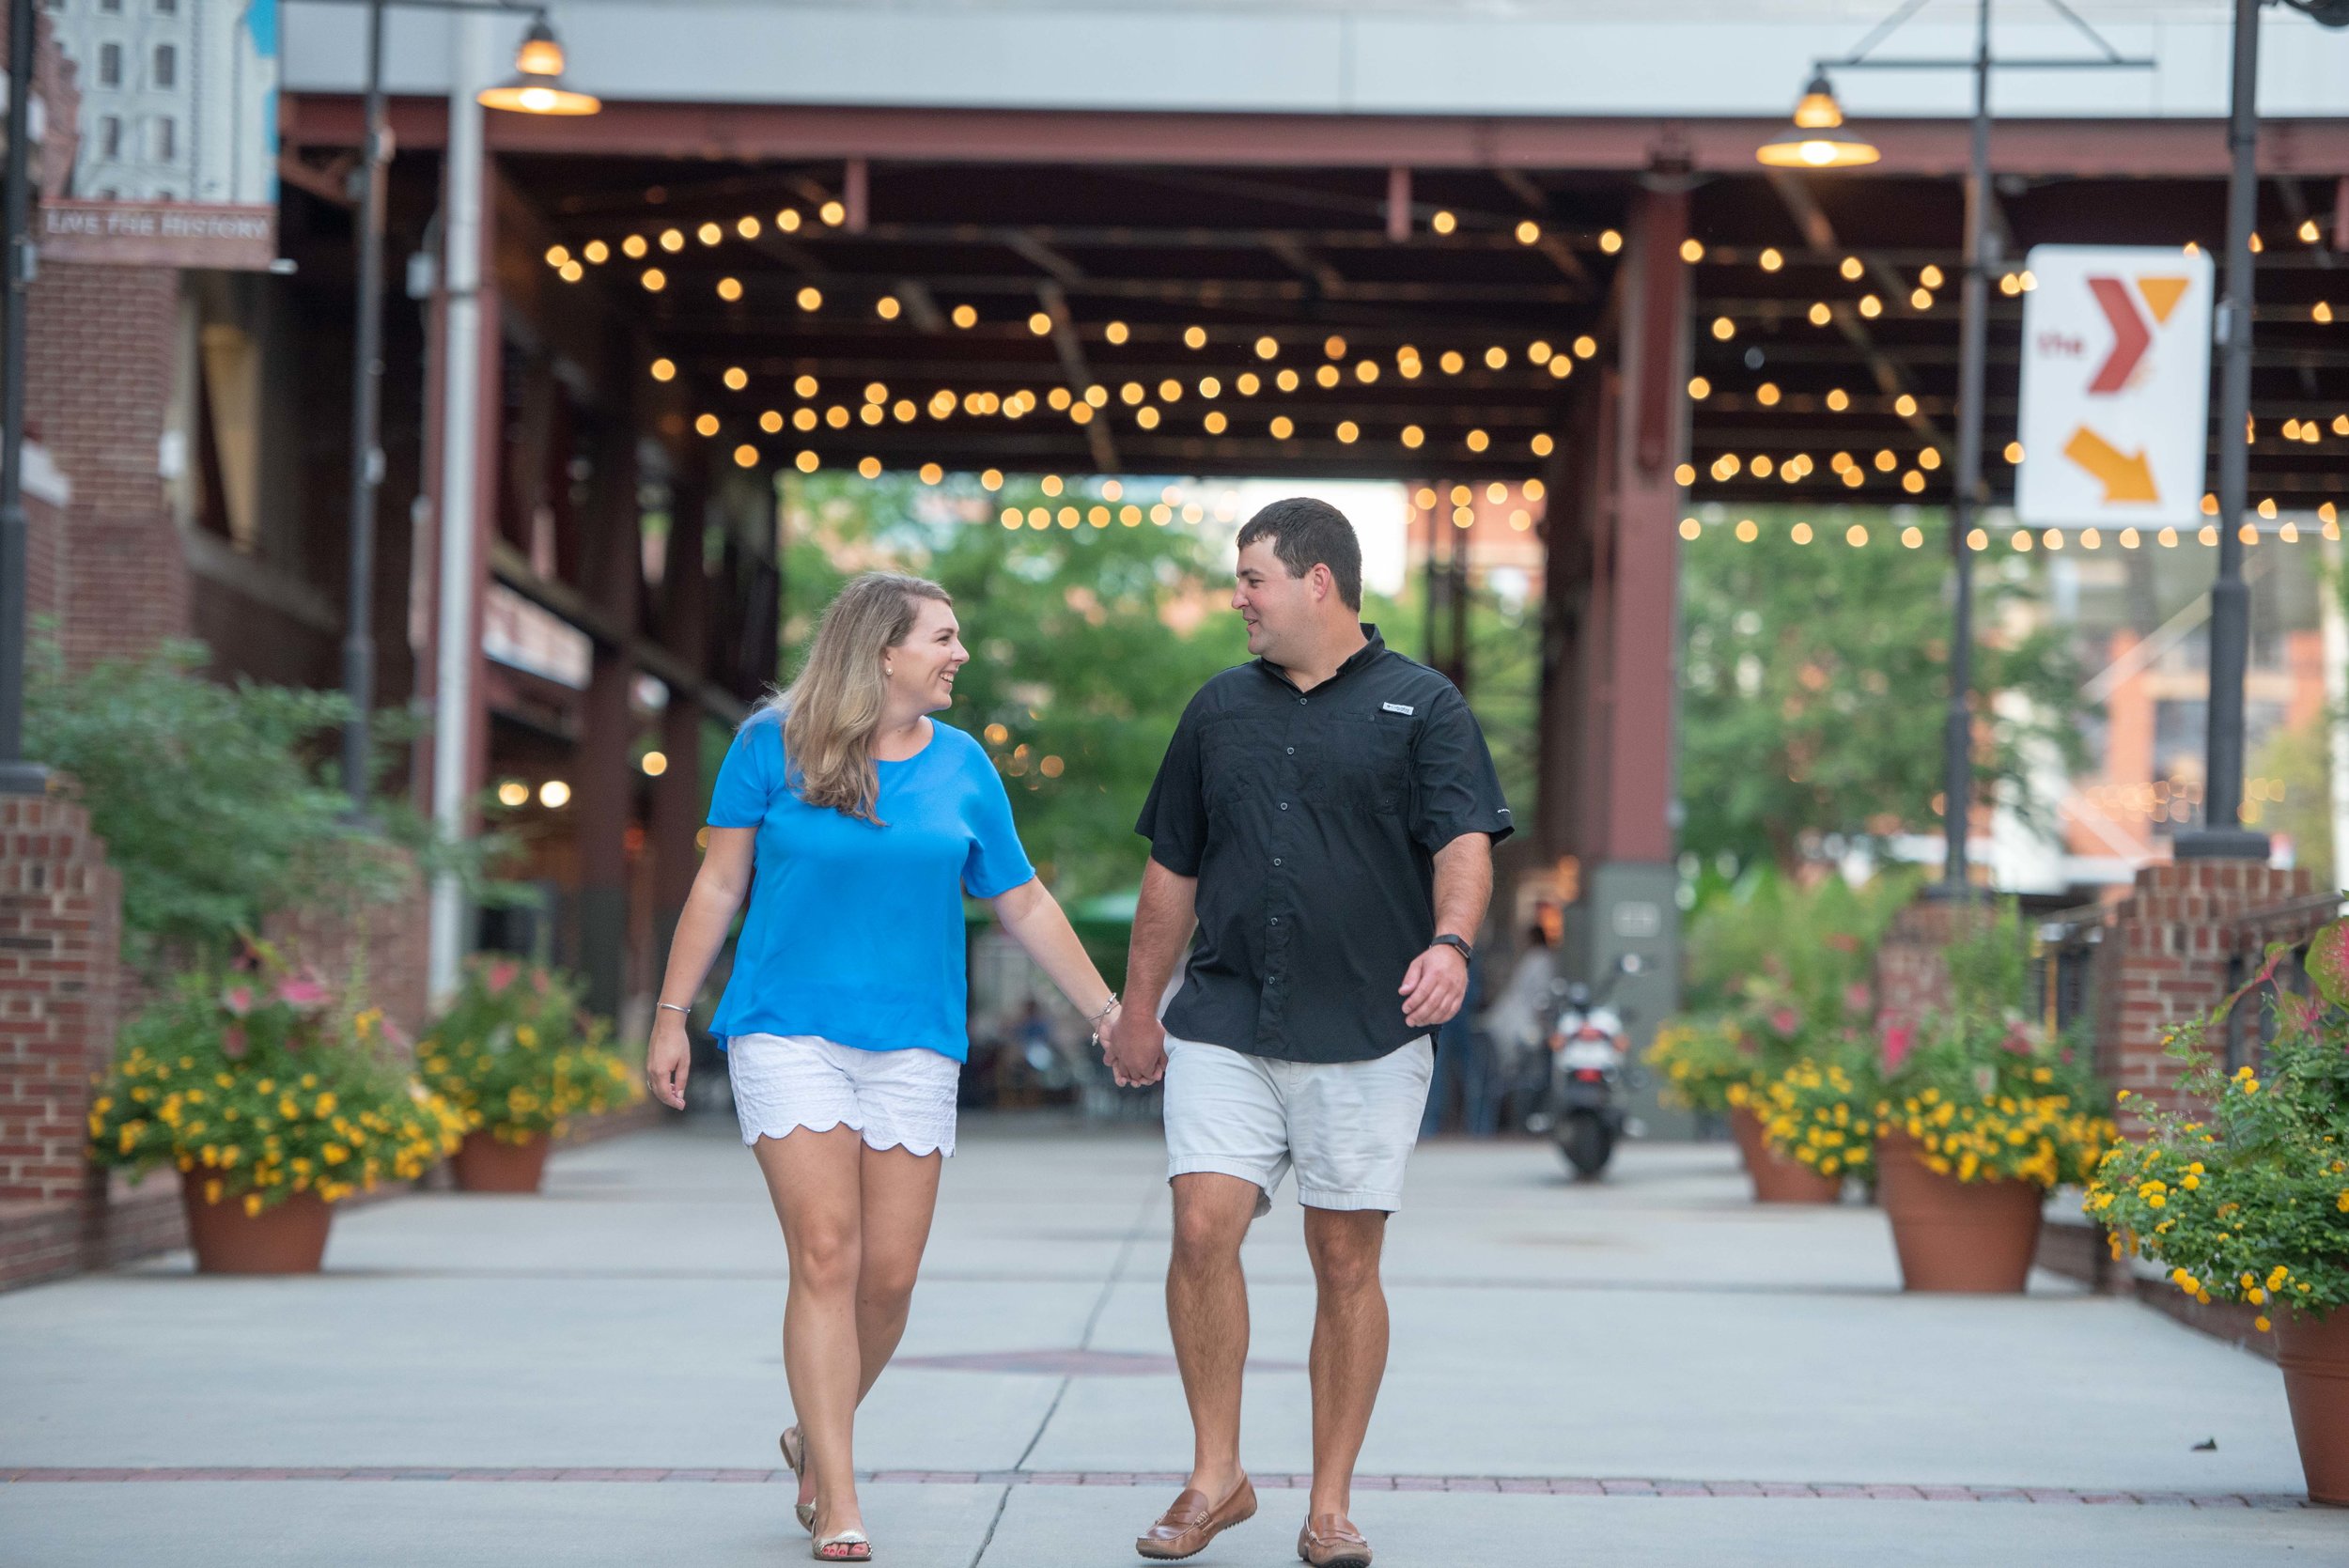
xmin=86 ymin=953 xmax=467 ymax=1273
xmin=2086 ymin=918 xmax=2349 ymax=1505
xmin=416 ymin=956 xmax=641 ymax=1193
xmin=1875 ymin=903 xmax=2114 ymax=1293
xmin=1651 ymin=1015 xmax=1820 ymax=1201
xmin=1749 ymin=1041 xmax=1878 ymax=1203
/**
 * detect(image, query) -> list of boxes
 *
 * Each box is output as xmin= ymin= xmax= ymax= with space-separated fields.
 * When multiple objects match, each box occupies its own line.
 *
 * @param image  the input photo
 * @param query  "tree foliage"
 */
xmin=778 ymin=475 xmax=1250 ymax=897
xmin=1676 ymin=517 xmax=2088 ymax=872
xmin=25 ymin=641 xmax=494 ymax=968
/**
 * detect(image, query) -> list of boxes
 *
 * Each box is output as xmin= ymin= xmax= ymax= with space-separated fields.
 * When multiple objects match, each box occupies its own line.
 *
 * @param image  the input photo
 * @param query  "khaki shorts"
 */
xmin=1162 ymin=1034 xmax=1434 ymax=1216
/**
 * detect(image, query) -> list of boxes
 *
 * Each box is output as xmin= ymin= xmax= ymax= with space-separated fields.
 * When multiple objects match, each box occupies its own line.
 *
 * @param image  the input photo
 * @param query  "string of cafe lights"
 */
xmin=644 ymin=329 xmax=1592 ymax=471
xmin=553 ymin=198 xmax=2340 ymax=512
xmin=1676 ymin=505 xmax=2342 ymax=550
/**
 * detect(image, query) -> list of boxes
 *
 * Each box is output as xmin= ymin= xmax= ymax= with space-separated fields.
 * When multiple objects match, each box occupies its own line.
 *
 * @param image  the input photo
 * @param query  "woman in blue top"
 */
xmin=646 ymin=571 xmax=1122 ymax=1562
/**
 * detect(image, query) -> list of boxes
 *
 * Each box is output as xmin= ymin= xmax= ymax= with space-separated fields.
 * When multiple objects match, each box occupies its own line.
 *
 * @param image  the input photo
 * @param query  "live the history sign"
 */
xmin=2015 ymin=243 xmax=2214 ymax=528
xmin=39 ymin=201 xmax=277 ymax=271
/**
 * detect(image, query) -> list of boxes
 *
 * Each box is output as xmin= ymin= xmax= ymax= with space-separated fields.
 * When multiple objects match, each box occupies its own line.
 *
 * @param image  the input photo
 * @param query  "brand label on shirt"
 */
xmin=1382 ymin=702 xmax=1415 ymax=716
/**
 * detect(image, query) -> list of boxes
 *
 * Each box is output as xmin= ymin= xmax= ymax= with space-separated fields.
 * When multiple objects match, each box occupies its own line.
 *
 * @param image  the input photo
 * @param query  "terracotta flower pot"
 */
xmin=179 ymin=1178 xmax=332 ymax=1274
xmin=450 ymin=1128 xmax=552 ymax=1193
xmin=1730 ymin=1105 xmax=1843 ymax=1204
xmin=2278 ymin=1311 xmax=2349 ymax=1506
xmin=1875 ymin=1130 xmax=2044 ymax=1293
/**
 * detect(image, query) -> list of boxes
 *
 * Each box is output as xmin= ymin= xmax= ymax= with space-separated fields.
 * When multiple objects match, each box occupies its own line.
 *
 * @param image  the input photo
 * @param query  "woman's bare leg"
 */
xmin=753 ymin=1126 xmax=868 ymax=1540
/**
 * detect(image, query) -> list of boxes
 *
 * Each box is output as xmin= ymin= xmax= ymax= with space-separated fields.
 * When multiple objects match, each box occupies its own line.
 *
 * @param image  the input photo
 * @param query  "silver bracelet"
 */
xmin=656 ymin=1001 xmax=691 ymax=1015
xmin=1085 ymin=994 xmax=1119 ymax=1025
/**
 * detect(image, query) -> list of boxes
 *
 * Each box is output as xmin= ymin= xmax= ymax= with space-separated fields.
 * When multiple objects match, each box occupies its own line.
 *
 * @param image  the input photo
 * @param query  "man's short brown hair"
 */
xmin=1236 ymin=497 xmax=1362 ymax=611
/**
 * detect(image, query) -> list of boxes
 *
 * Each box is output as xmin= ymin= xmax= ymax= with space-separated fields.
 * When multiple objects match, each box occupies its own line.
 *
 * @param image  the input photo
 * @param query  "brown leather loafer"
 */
xmin=1135 ymin=1474 xmax=1256 ymax=1560
xmin=1297 ymin=1514 xmax=1372 ymax=1568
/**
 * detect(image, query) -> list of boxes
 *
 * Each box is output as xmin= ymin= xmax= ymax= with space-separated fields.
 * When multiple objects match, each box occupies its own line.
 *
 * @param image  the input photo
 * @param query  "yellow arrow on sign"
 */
xmin=2062 ymin=426 xmax=2158 ymax=504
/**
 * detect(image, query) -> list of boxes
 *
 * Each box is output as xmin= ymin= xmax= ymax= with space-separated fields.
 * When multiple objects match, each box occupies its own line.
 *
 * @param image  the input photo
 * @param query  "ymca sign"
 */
xmin=2015 ymin=244 xmax=2214 ymax=528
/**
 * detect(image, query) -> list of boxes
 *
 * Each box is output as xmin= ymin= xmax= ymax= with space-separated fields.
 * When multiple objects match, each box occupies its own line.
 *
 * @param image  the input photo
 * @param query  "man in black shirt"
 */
xmin=1110 ymin=498 xmax=1511 ymax=1567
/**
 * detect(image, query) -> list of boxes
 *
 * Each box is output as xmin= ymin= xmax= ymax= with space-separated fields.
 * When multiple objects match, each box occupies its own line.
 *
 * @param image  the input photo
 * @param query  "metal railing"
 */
xmin=2032 ymin=902 xmax=2109 ymax=1044
xmin=2217 ymin=892 xmax=2344 ymax=1072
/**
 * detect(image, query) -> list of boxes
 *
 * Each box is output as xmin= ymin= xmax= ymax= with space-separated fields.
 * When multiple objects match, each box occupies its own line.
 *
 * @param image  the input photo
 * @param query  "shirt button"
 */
xmin=1269 ymin=916 xmax=1278 ymax=924
xmin=1279 ymin=801 xmax=1289 ymax=811
xmin=1272 ymin=858 xmax=1283 ymax=866
xmin=1299 ymin=697 xmax=1309 ymax=706
xmin=1285 ymin=746 xmax=1295 ymax=755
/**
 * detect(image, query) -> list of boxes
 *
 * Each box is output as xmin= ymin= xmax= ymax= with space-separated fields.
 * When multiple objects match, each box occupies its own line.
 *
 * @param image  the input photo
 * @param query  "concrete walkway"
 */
xmin=2 ymin=1119 xmax=2340 ymax=1564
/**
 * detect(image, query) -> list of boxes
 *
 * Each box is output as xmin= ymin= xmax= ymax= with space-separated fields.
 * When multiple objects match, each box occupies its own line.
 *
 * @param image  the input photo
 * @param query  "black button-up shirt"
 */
xmin=1135 ymin=627 xmax=1513 ymax=1064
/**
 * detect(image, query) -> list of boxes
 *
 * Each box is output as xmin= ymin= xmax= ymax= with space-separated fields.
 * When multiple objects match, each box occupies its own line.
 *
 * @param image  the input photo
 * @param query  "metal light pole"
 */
xmin=340 ymin=0 xmax=392 ymax=806
xmin=2175 ymin=0 xmax=2272 ymax=860
xmin=1942 ymin=0 xmax=1995 ymax=892
xmin=1766 ymin=4 xmax=2155 ymax=891
xmin=0 ymin=0 xmax=49 ymax=795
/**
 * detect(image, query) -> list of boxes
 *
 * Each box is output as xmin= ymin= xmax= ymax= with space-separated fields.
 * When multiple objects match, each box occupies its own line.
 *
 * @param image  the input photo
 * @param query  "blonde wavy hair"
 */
xmin=770 ymin=571 xmax=954 ymax=822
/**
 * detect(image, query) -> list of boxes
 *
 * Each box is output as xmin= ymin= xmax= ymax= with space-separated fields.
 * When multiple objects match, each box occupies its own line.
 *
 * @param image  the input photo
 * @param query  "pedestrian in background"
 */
xmin=1106 ymin=499 xmax=1512 ymax=1568
xmin=1482 ymin=923 xmax=1560 ymax=1128
xmin=646 ymin=571 xmax=1122 ymax=1563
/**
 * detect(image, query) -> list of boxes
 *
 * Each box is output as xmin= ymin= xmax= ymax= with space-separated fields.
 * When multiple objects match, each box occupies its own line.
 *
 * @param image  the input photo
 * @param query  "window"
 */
xmin=152 ymin=116 xmax=175 ymax=163
xmin=98 ymin=42 xmax=121 ymax=86
xmin=153 ymin=44 xmax=177 ymax=89
xmin=100 ymin=116 xmax=122 ymax=160
xmin=100 ymin=0 xmax=122 ymax=11
xmin=154 ymin=0 xmax=178 ymax=11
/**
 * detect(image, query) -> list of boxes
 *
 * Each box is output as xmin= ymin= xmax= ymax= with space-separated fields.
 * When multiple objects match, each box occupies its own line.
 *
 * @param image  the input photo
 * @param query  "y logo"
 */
xmin=2066 ymin=273 xmax=2192 ymax=502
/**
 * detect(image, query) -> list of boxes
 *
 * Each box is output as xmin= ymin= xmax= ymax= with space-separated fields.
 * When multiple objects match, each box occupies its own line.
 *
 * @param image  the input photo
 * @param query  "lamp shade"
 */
xmin=477 ymin=20 xmax=600 ymax=115
xmin=1755 ymin=127 xmax=1880 ymax=169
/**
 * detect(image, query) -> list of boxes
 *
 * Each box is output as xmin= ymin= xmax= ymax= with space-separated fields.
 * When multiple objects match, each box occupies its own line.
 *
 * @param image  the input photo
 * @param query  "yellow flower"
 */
xmin=2247 ymin=1287 xmax=2265 ymax=1305
xmin=2255 ymin=1315 xmax=2272 ymax=1332
xmin=315 ymin=1093 xmax=337 ymax=1117
xmin=242 ymin=1193 xmax=263 ymax=1218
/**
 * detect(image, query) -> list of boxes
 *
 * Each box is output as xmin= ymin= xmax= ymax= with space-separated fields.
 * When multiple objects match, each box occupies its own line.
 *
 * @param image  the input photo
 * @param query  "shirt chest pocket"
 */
xmin=1313 ymin=711 xmax=1413 ymax=814
xmin=1200 ymin=715 xmax=1282 ymax=816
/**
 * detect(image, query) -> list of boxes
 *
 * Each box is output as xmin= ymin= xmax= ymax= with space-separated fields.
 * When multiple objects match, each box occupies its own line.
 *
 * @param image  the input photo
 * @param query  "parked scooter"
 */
xmin=1529 ymin=954 xmax=1643 ymax=1179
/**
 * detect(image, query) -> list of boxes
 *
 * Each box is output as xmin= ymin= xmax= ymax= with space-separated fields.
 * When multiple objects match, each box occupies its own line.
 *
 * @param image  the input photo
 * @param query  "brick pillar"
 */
xmin=25 ymin=263 xmax=191 ymax=673
xmin=0 ymin=797 xmax=122 ymax=1289
xmin=2094 ymin=861 xmax=2315 ymax=1129
xmin=574 ymin=410 xmax=641 ymax=1021
xmin=651 ymin=474 xmax=710 ymax=983
xmin=1874 ymin=897 xmax=1976 ymax=1031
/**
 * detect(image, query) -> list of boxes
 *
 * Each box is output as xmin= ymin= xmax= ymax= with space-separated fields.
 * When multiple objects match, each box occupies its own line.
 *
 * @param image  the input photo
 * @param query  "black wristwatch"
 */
xmin=1432 ymin=934 xmax=1474 ymax=965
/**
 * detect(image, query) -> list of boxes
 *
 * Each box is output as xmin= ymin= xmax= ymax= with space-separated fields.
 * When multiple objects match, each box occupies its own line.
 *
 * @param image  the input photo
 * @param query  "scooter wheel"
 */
xmin=1557 ymin=1112 xmax=1614 ymax=1179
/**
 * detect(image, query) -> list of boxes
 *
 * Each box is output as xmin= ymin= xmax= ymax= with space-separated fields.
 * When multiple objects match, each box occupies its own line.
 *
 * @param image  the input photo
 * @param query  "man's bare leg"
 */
xmin=1301 ymin=1207 xmax=1391 ymax=1524
xmin=1166 ymin=1172 xmax=1261 ymax=1499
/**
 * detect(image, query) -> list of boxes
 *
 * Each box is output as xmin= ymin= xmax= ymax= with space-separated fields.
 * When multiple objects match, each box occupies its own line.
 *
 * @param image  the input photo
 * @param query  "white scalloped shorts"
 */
xmin=725 ymin=1033 xmax=960 ymax=1157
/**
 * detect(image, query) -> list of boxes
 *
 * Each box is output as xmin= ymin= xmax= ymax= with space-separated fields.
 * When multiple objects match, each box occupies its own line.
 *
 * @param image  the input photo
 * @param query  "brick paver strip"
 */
xmin=0 ymin=1467 xmax=2311 ymax=1507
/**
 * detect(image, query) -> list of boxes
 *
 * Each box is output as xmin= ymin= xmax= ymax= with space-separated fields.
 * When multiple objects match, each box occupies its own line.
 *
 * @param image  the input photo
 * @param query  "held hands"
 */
xmin=646 ymin=1012 xmax=692 ymax=1110
xmin=1399 ymin=942 xmax=1470 ymax=1030
xmin=1102 ymin=1001 xmax=1168 ymax=1089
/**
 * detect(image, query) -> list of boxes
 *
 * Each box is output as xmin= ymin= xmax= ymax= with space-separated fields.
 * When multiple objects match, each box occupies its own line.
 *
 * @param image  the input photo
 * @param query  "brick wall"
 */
xmin=258 ymin=846 xmax=432 ymax=1042
xmin=0 ymin=795 xmax=126 ymax=1288
xmin=2092 ymin=861 xmax=2317 ymax=1130
xmin=24 ymin=262 xmax=189 ymax=674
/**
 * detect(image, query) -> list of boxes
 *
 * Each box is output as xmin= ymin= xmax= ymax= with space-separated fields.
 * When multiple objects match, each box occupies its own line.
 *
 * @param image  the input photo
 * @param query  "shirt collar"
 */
xmin=1257 ymin=624 xmax=1385 ymax=691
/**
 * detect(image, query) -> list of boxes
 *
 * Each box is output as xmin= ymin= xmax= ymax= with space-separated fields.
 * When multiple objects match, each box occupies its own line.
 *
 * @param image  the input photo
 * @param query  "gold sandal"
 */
xmin=779 ymin=1426 xmax=816 ymax=1532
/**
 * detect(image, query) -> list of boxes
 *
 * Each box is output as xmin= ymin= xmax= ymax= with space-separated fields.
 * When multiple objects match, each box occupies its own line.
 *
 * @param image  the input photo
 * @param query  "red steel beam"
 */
xmin=281 ymin=95 xmax=2349 ymax=179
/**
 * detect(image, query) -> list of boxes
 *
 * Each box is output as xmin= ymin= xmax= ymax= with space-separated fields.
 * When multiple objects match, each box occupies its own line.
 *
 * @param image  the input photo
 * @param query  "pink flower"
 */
xmin=221 ymin=1024 xmax=248 ymax=1060
xmin=275 ymin=976 xmax=330 ymax=1011
xmin=485 ymin=959 xmax=521 ymax=996
xmin=1843 ymin=982 xmax=1872 ymax=1016
xmin=221 ymin=985 xmax=256 ymax=1017
xmin=1770 ymin=1007 xmax=1799 ymax=1037
xmin=530 ymin=970 xmax=550 ymax=996
xmin=1881 ymin=1025 xmax=1914 ymax=1071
